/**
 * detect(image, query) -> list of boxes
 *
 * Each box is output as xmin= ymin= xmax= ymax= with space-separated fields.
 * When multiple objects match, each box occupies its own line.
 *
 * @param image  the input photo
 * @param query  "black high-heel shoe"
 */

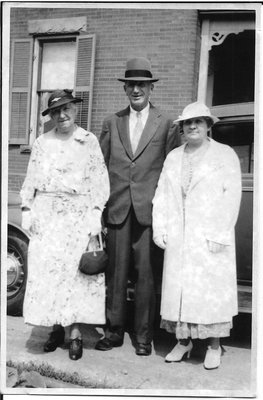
xmin=69 ymin=338 xmax=83 ymax=360
xmin=44 ymin=327 xmax=65 ymax=352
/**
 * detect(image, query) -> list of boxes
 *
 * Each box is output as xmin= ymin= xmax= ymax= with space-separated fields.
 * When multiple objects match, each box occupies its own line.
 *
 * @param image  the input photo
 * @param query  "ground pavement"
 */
xmin=4 ymin=313 xmax=254 ymax=396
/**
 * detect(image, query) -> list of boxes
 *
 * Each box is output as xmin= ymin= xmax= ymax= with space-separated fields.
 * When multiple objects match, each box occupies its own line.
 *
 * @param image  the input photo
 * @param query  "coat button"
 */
xmin=131 ymin=162 xmax=135 ymax=167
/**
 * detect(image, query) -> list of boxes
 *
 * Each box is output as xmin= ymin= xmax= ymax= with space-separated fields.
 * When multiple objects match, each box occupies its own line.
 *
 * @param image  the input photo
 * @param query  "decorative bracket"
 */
xmin=208 ymin=20 xmax=254 ymax=50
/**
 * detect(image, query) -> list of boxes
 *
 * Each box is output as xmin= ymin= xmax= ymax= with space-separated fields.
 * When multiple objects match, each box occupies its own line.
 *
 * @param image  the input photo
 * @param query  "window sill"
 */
xmin=210 ymin=103 xmax=254 ymax=119
xmin=20 ymin=145 xmax=32 ymax=154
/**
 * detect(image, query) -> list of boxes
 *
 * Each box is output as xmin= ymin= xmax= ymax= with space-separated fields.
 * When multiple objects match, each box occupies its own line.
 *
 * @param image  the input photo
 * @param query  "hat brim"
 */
xmin=174 ymin=115 xmax=219 ymax=125
xmin=118 ymin=77 xmax=159 ymax=82
xmin=42 ymin=97 xmax=83 ymax=117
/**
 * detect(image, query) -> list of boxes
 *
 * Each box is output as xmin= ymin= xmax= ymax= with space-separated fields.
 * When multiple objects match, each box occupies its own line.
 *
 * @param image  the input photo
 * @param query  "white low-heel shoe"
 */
xmin=204 ymin=346 xmax=222 ymax=370
xmin=165 ymin=340 xmax=193 ymax=363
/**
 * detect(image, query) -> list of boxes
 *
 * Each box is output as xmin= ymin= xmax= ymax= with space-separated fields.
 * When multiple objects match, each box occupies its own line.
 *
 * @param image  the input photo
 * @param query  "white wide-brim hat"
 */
xmin=174 ymin=102 xmax=219 ymax=125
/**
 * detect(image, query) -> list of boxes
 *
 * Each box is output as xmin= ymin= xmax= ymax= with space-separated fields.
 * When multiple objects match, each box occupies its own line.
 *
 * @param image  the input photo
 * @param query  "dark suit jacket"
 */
xmin=100 ymin=103 xmax=180 ymax=226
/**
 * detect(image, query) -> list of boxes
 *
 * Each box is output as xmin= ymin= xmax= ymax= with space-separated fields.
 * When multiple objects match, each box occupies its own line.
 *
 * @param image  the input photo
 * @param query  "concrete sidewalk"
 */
xmin=5 ymin=315 xmax=254 ymax=396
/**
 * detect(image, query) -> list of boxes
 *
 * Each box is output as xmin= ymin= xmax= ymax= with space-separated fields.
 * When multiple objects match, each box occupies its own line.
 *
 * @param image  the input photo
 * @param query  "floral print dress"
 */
xmin=20 ymin=127 xmax=110 ymax=327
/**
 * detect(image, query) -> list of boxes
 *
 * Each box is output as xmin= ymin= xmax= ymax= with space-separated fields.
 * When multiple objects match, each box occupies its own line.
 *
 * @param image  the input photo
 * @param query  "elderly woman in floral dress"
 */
xmin=20 ymin=89 xmax=110 ymax=360
xmin=152 ymin=102 xmax=242 ymax=369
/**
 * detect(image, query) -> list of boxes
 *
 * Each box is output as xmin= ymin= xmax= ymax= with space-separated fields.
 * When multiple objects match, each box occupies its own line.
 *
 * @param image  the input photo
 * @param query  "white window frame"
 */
xmin=29 ymin=35 xmax=77 ymax=146
xmin=28 ymin=33 xmax=96 ymax=146
xmin=197 ymin=15 xmax=255 ymax=179
xmin=197 ymin=17 xmax=255 ymax=117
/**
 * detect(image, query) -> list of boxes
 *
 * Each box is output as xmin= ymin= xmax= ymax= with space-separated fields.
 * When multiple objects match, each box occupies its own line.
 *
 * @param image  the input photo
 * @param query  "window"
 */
xmin=41 ymin=41 xmax=76 ymax=89
xmin=209 ymin=30 xmax=254 ymax=106
xmin=38 ymin=38 xmax=77 ymax=135
xmin=9 ymin=34 xmax=96 ymax=145
xmin=198 ymin=13 xmax=255 ymax=174
xmin=212 ymin=120 xmax=254 ymax=173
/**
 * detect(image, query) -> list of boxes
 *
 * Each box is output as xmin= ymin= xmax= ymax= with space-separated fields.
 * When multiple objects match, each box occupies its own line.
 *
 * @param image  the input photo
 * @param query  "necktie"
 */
xmin=131 ymin=112 xmax=144 ymax=154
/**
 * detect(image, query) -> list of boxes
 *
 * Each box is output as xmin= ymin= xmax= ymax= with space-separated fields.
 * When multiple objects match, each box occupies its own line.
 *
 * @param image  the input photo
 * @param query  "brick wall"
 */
xmin=9 ymin=7 xmax=201 ymax=190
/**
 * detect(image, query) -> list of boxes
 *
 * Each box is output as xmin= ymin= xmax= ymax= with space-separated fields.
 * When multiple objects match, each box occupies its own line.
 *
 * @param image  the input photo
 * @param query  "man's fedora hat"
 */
xmin=174 ymin=102 xmax=219 ymax=125
xmin=118 ymin=57 xmax=159 ymax=82
xmin=42 ymin=89 xmax=83 ymax=116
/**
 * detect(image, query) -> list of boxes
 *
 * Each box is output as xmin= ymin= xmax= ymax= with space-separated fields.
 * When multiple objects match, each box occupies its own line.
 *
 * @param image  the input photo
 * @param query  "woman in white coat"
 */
xmin=152 ymin=102 xmax=242 ymax=369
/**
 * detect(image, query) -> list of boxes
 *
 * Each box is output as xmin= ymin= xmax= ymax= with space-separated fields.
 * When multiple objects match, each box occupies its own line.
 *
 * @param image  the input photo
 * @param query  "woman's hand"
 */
xmin=21 ymin=210 xmax=32 ymax=231
xmin=89 ymin=209 xmax=102 ymax=236
xmin=88 ymin=235 xmax=99 ymax=251
xmin=207 ymin=240 xmax=226 ymax=253
xmin=154 ymin=234 xmax=167 ymax=250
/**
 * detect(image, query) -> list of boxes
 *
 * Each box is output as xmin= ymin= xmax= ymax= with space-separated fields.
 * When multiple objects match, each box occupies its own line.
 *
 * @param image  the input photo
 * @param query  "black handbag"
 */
xmin=78 ymin=233 xmax=108 ymax=275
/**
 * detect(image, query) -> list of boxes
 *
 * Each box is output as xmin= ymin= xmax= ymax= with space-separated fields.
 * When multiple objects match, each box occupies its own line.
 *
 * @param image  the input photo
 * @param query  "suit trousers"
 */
xmin=105 ymin=207 xmax=156 ymax=344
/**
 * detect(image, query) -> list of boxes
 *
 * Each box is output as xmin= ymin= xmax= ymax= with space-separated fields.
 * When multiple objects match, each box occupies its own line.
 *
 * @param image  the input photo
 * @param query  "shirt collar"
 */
xmin=130 ymin=103 xmax=150 ymax=117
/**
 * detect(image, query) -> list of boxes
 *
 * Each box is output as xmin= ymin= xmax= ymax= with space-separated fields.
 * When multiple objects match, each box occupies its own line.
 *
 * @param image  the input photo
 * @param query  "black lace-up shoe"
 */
xmin=135 ymin=343 xmax=152 ymax=356
xmin=95 ymin=337 xmax=123 ymax=351
xmin=43 ymin=327 xmax=65 ymax=352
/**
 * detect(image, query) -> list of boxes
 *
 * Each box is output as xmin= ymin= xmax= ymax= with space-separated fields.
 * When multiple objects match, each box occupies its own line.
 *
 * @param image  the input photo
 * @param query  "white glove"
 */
xmin=207 ymin=240 xmax=226 ymax=253
xmin=21 ymin=210 xmax=32 ymax=231
xmin=154 ymin=234 xmax=167 ymax=250
xmin=89 ymin=209 xmax=102 ymax=236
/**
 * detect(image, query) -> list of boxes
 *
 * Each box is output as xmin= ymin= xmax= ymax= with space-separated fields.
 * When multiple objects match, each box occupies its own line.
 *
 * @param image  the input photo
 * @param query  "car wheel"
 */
xmin=7 ymin=235 xmax=28 ymax=316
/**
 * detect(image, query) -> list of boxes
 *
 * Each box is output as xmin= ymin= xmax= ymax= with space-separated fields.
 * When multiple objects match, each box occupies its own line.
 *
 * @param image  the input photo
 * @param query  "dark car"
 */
xmin=7 ymin=191 xmax=30 ymax=315
xmin=7 ymin=185 xmax=253 ymax=316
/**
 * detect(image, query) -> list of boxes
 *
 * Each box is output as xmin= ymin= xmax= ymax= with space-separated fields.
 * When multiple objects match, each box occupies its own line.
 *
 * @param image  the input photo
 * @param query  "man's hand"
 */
xmin=154 ymin=234 xmax=167 ymax=250
xmin=21 ymin=210 xmax=32 ymax=231
xmin=89 ymin=209 xmax=102 ymax=236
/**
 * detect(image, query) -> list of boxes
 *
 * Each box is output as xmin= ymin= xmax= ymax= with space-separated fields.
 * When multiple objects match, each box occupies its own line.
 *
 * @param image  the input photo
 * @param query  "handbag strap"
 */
xmin=86 ymin=233 xmax=104 ymax=253
xmin=97 ymin=232 xmax=103 ymax=250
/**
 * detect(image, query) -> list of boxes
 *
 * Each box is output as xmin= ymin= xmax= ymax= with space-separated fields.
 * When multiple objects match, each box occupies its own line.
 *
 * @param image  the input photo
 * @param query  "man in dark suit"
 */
xmin=96 ymin=57 xmax=180 ymax=356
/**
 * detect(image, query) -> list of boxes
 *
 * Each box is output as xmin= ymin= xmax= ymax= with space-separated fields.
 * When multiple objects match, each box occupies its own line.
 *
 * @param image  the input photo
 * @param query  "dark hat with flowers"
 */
xmin=42 ymin=89 xmax=83 ymax=116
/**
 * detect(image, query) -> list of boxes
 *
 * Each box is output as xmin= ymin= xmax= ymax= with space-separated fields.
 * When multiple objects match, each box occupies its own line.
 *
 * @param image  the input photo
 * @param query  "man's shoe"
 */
xmin=43 ymin=327 xmax=65 ymax=352
xmin=136 ymin=343 xmax=152 ymax=356
xmin=95 ymin=337 xmax=123 ymax=351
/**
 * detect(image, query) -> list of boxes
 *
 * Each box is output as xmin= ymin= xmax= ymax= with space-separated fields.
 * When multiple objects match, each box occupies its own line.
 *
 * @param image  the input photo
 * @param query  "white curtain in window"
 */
xmin=41 ymin=41 xmax=76 ymax=90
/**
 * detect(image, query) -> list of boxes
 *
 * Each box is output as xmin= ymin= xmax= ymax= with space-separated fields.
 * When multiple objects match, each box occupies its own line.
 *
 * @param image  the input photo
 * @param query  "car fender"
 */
xmin=8 ymin=222 xmax=31 ymax=241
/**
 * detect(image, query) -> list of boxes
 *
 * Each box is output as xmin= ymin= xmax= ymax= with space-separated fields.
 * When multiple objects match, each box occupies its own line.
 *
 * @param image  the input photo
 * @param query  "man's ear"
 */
xmin=74 ymin=104 xmax=79 ymax=116
xmin=123 ymin=84 xmax=127 ymax=93
xmin=151 ymin=83 xmax=154 ymax=91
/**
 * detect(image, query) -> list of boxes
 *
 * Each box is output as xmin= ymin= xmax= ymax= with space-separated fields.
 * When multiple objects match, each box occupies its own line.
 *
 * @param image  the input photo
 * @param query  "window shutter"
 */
xmin=74 ymin=34 xmax=96 ymax=131
xmin=9 ymin=39 xmax=33 ymax=144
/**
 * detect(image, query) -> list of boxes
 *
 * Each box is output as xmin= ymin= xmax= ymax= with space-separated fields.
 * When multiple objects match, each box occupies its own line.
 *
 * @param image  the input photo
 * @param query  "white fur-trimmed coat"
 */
xmin=152 ymin=139 xmax=242 ymax=324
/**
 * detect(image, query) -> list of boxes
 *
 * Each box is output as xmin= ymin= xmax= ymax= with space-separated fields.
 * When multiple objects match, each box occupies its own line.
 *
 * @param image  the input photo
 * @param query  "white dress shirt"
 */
xmin=129 ymin=104 xmax=150 ymax=149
